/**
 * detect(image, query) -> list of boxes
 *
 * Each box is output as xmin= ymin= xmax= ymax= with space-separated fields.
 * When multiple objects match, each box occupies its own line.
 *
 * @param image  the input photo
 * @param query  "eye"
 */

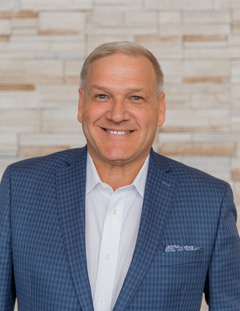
xmin=131 ymin=95 xmax=144 ymax=102
xmin=96 ymin=94 xmax=107 ymax=99
xmin=94 ymin=94 xmax=108 ymax=102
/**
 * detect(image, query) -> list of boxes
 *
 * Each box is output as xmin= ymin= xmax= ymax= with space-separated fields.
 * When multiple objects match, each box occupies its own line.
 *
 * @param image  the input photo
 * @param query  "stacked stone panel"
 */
xmin=0 ymin=1 xmax=239 ymax=310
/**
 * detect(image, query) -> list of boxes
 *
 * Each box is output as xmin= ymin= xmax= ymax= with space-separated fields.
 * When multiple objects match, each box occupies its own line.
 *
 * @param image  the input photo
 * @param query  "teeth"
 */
xmin=106 ymin=130 xmax=131 ymax=135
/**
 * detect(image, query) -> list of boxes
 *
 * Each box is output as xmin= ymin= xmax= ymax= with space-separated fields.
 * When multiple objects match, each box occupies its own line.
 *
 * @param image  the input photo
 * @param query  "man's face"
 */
xmin=78 ymin=53 xmax=166 ymax=167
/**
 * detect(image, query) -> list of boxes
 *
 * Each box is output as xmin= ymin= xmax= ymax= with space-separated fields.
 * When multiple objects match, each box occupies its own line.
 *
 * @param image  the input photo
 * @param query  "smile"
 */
xmin=105 ymin=129 xmax=133 ymax=135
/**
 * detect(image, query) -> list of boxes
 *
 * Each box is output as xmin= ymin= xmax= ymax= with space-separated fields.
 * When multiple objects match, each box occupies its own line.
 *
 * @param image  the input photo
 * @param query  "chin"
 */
xmin=101 ymin=151 xmax=133 ymax=163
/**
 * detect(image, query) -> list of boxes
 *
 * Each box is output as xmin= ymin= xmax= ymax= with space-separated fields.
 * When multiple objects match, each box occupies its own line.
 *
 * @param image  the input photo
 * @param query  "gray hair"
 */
xmin=80 ymin=41 xmax=164 ymax=96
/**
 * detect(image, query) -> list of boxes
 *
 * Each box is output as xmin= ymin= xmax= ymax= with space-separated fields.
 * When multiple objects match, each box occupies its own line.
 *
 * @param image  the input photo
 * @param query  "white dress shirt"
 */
xmin=85 ymin=153 xmax=149 ymax=311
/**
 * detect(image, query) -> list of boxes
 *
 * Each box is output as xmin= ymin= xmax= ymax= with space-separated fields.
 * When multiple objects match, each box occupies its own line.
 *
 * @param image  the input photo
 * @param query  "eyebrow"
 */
xmin=88 ymin=85 xmax=110 ymax=93
xmin=89 ymin=85 xmax=147 ymax=94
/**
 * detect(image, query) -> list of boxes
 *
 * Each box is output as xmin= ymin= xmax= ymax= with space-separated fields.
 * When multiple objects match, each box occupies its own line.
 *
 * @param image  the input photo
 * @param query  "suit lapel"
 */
xmin=56 ymin=148 xmax=94 ymax=311
xmin=113 ymin=151 xmax=177 ymax=311
xmin=56 ymin=148 xmax=177 ymax=311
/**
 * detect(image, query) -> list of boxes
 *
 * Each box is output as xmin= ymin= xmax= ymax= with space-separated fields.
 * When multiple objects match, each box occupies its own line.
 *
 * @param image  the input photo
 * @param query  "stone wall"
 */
xmin=0 ymin=1 xmax=240 ymax=310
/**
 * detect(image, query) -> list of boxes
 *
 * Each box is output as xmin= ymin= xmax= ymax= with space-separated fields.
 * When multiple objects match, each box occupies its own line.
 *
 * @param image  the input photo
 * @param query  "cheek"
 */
xmin=81 ymin=107 xmax=95 ymax=124
xmin=84 ymin=105 xmax=105 ymax=121
xmin=81 ymin=108 xmax=104 ymax=135
xmin=142 ymin=116 xmax=160 ymax=139
xmin=137 ymin=110 xmax=158 ymax=128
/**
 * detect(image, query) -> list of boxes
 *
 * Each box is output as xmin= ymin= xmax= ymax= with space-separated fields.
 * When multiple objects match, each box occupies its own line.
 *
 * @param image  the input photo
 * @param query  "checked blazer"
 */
xmin=0 ymin=146 xmax=240 ymax=311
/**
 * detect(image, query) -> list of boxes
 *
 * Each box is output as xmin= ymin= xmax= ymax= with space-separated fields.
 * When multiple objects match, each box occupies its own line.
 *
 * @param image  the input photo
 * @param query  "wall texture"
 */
xmin=0 ymin=1 xmax=240 ymax=310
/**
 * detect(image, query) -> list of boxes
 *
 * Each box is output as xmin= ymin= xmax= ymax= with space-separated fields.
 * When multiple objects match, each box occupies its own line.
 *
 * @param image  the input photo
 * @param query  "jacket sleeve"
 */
xmin=0 ymin=167 xmax=16 ymax=311
xmin=204 ymin=183 xmax=240 ymax=310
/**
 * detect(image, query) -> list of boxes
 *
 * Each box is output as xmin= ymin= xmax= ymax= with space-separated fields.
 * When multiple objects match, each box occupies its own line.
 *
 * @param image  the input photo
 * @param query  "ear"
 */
xmin=77 ymin=88 xmax=84 ymax=123
xmin=157 ymin=92 xmax=166 ymax=127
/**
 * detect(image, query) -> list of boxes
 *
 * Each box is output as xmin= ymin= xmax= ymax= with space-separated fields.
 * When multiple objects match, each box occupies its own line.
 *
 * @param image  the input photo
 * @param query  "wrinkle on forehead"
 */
xmin=85 ymin=54 xmax=158 ymax=98
xmin=88 ymin=85 xmax=148 ymax=95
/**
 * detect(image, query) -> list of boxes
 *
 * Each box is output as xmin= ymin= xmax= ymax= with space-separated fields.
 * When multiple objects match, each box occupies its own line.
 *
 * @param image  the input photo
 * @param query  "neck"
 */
xmin=90 ymin=155 xmax=149 ymax=191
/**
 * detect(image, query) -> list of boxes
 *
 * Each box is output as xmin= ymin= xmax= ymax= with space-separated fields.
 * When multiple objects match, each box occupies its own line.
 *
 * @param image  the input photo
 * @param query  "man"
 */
xmin=0 ymin=41 xmax=240 ymax=311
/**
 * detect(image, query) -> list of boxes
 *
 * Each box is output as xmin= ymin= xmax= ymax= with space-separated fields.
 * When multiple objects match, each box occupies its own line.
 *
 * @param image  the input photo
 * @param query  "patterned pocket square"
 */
xmin=165 ymin=245 xmax=200 ymax=252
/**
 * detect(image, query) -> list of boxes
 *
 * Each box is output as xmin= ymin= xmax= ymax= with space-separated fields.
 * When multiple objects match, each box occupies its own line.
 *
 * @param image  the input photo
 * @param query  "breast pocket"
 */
xmin=137 ymin=249 xmax=207 ymax=304
xmin=160 ymin=248 xmax=205 ymax=266
xmin=129 ymin=249 xmax=207 ymax=311
xmin=157 ymin=249 xmax=207 ymax=286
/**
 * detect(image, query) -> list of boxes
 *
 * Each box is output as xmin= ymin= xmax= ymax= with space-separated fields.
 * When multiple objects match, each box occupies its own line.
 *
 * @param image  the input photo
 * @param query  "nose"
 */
xmin=106 ymin=98 xmax=130 ymax=123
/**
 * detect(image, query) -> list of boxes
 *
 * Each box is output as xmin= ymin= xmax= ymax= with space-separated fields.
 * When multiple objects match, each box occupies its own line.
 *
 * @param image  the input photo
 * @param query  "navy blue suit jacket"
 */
xmin=1 ymin=147 xmax=240 ymax=310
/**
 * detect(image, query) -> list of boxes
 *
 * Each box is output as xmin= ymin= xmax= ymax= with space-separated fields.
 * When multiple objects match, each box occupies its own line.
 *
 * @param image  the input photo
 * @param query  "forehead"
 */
xmin=86 ymin=53 xmax=157 ymax=87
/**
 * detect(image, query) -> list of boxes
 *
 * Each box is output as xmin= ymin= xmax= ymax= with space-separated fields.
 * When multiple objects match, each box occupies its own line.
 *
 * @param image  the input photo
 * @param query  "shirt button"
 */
xmin=112 ymin=209 xmax=117 ymax=215
xmin=105 ymin=253 xmax=112 ymax=260
xmin=99 ymin=301 xmax=105 ymax=308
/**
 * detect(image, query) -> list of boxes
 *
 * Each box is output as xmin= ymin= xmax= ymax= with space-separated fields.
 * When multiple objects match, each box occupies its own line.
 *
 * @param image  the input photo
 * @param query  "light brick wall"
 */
xmin=0 ymin=1 xmax=239 ymax=311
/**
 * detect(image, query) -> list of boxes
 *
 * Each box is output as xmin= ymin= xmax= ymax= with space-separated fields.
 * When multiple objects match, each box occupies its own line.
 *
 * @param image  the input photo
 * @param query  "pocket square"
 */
xmin=165 ymin=245 xmax=200 ymax=252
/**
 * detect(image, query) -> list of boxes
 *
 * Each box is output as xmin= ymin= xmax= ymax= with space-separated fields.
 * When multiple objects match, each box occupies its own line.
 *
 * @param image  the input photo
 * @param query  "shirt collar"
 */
xmin=86 ymin=153 xmax=102 ymax=194
xmin=132 ymin=154 xmax=149 ymax=197
xmin=86 ymin=153 xmax=150 ymax=197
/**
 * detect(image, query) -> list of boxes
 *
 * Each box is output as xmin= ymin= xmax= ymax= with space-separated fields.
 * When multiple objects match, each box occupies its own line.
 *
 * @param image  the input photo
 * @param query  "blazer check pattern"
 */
xmin=0 ymin=146 xmax=240 ymax=311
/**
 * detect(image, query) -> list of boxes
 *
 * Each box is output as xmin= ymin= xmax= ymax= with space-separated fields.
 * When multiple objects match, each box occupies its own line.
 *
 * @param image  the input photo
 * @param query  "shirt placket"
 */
xmin=93 ymin=190 xmax=124 ymax=311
